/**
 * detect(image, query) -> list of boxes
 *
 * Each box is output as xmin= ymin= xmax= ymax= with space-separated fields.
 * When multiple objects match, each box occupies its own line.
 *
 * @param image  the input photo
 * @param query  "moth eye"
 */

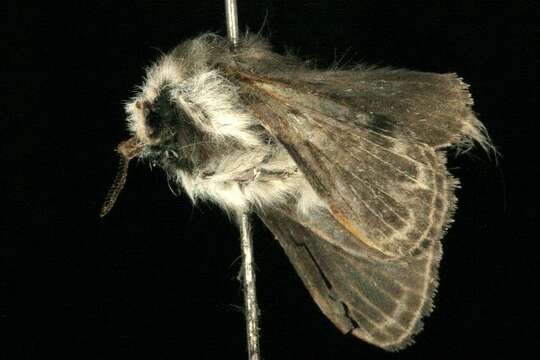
xmin=146 ymin=109 xmax=162 ymax=136
xmin=144 ymin=91 xmax=178 ymax=140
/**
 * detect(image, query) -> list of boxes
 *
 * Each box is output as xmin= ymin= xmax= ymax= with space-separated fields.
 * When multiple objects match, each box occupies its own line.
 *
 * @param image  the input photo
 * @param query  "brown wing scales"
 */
xmin=252 ymin=67 xmax=490 ymax=150
xmin=242 ymin=76 xmax=457 ymax=257
xmin=257 ymin=205 xmax=442 ymax=350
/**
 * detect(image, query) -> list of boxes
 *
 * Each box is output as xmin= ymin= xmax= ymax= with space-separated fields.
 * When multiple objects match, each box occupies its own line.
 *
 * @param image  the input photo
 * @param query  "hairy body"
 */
xmin=126 ymin=35 xmax=326 ymax=214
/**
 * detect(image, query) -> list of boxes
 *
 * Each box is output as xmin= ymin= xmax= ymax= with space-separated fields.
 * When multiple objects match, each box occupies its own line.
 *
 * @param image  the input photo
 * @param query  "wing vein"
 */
xmin=348 ymin=184 xmax=405 ymax=234
xmin=342 ymin=148 xmax=435 ymax=210
xmin=348 ymin=171 xmax=410 ymax=225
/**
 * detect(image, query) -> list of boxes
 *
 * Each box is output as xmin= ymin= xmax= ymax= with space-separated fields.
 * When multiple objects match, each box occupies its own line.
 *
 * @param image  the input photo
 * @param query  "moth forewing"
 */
xmin=236 ymin=69 xmax=460 ymax=258
xmin=104 ymin=33 xmax=491 ymax=351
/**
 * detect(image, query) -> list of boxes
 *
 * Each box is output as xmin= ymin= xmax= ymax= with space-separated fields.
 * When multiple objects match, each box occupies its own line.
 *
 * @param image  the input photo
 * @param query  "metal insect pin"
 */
xmin=101 ymin=0 xmax=493 ymax=355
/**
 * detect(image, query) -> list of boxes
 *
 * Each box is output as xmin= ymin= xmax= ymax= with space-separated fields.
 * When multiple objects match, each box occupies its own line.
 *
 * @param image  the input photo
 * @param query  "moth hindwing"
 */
xmin=106 ymin=33 xmax=490 ymax=350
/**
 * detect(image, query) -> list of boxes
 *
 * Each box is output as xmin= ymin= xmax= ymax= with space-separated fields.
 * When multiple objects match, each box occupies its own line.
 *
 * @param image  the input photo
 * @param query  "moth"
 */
xmin=101 ymin=33 xmax=491 ymax=350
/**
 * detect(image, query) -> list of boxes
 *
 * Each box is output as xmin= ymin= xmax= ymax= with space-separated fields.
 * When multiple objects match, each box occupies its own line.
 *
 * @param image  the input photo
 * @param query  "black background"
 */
xmin=4 ymin=1 xmax=538 ymax=359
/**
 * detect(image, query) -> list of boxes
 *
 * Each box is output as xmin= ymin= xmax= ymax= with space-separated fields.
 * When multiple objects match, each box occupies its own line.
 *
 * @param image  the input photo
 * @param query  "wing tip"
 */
xmin=446 ymin=74 xmax=498 ymax=161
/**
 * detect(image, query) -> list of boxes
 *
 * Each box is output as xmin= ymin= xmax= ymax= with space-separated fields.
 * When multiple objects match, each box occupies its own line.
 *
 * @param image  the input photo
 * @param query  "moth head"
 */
xmin=100 ymin=49 xmax=263 ymax=217
xmin=101 ymin=84 xmax=200 ymax=215
xmin=126 ymin=54 xmax=262 ymax=150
